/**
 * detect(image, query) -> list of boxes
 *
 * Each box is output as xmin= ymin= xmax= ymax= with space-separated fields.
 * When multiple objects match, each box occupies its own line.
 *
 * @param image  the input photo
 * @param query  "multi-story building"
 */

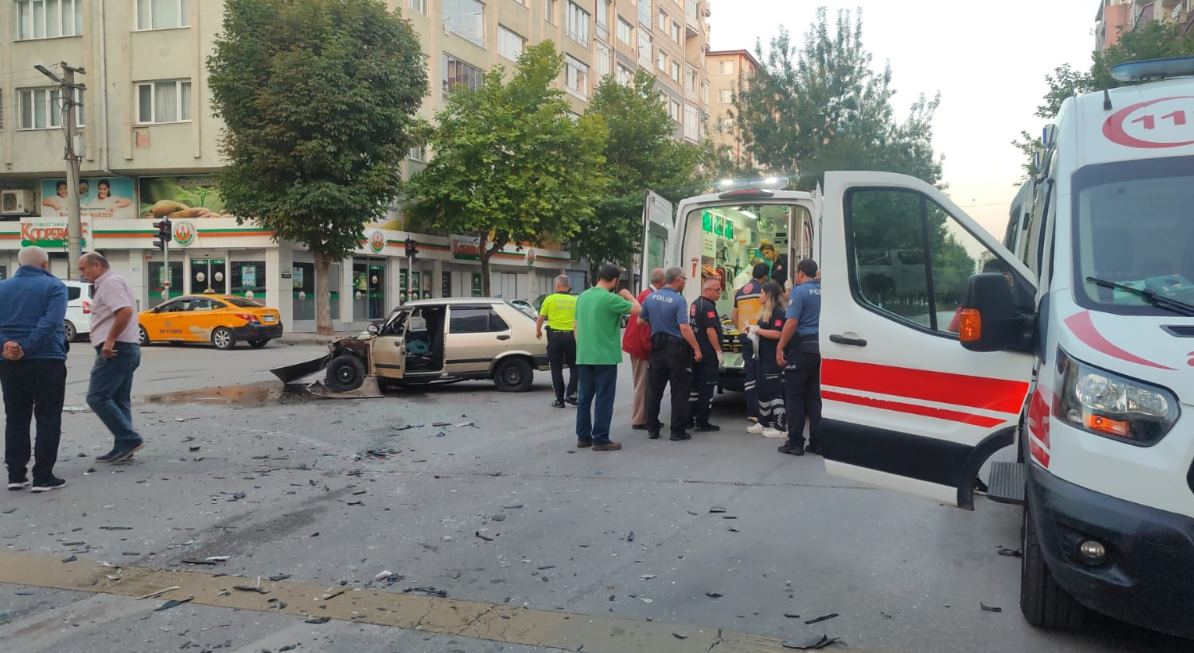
xmin=705 ymin=48 xmax=758 ymax=167
xmin=0 ymin=0 xmax=711 ymax=333
xmin=1096 ymin=0 xmax=1194 ymax=50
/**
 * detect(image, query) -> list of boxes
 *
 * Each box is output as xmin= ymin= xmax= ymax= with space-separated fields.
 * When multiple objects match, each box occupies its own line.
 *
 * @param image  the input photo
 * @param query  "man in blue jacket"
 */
xmin=0 ymin=246 xmax=68 ymax=492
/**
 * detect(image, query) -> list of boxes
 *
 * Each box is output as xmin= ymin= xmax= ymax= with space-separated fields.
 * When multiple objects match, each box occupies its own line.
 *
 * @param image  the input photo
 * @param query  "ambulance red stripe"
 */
xmin=822 ymin=360 xmax=1029 ymax=414
xmin=822 ymin=390 xmax=1007 ymax=428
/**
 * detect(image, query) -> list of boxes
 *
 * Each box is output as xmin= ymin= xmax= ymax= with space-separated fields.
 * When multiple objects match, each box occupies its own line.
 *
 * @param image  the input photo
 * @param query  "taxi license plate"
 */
xmin=263 ymin=316 xmax=276 ymax=323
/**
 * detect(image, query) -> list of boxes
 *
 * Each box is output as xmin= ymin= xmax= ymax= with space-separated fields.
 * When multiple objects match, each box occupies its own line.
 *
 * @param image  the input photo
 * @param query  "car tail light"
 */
xmin=82 ymin=299 xmax=91 ymax=315
xmin=235 ymin=312 xmax=260 ymax=323
xmin=1054 ymin=349 xmax=1179 ymax=446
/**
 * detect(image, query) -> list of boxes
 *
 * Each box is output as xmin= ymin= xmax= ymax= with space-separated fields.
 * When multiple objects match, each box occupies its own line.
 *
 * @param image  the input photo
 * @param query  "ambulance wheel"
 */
xmin=326 ymin=354 xmax=366 ymax=392
xmin=1020 ymin=500 xmax=1085 ymax=630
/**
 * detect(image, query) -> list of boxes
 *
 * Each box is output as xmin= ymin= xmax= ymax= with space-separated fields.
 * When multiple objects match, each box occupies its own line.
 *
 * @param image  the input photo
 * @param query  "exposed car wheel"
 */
xmin=63 ymin=320 xmax=77 ymax=342
xmin=493 ymin=357 xmax=533 ymax=392
xmin=248 ymin=338 xmax=270 ymax=349
xmin=138 ymin=326 xmax=150 ymax=346
xmin=1020 ymin=500 xmax=1085 ymax=630
xmin=326 ymin=354 xmax=366 ymax=392
xmin=211 ymin=327 xmax=235 ymax=351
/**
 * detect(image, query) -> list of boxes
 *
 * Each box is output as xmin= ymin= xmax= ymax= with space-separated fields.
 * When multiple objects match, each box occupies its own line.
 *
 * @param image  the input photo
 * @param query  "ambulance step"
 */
xmin=986 ymin=461 xmax=1026 ymax=505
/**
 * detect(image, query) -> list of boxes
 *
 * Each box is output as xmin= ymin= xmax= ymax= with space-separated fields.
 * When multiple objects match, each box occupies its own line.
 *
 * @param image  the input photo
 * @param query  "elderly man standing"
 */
xmin=79 ymin=253 xmax=144 ymax=463
xmin=0 ymin=246 xmax=69 ymax=492
xmin=536 ymin=275 xmax=578 ymax=408
xmin=622 ymin=267 xmax=664 ymax=430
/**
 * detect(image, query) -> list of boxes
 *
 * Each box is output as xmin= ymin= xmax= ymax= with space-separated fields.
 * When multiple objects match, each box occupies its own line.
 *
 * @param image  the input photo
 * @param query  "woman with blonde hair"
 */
xmin=747 ymin=281 xmax=788 ymax=437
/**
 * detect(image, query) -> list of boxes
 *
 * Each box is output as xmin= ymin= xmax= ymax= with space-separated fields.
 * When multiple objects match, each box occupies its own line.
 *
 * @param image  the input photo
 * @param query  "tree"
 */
xmin=208 ymin=0 xmax=426 ymax=334
xmin=735 ymin=9 xmax=943 ymax=189
xmin=405 ymin=42 xmax=609 ymax=296
xmin=574 ymin=71 xmax=702 ymax=269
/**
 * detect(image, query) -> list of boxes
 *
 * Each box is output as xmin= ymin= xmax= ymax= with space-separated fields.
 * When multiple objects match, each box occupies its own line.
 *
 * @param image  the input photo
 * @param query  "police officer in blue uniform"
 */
xmin=688 ymin=278 xmax=724 ymax=431
xmin=776 ymin=259 xmax=822 ymax=456
xmin=641 ymin=267 xmax=704 ymax=441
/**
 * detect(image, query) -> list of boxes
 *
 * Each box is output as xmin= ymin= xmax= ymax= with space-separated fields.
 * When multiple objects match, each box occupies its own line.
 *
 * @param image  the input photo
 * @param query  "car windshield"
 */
xmin=225 ymin=297 xmax=264 ymax=308
xmin=1073 ymin=157 xmax=1194 ymax=316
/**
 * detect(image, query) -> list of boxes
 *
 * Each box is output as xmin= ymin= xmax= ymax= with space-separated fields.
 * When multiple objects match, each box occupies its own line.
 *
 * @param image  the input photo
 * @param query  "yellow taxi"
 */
xmin=138 ymin=293 xmax=283 ymax=350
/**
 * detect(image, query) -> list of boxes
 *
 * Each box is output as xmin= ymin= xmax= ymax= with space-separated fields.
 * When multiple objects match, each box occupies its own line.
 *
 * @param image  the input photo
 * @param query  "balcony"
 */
xmin=685 ymin=0 xmax=701 ymax=37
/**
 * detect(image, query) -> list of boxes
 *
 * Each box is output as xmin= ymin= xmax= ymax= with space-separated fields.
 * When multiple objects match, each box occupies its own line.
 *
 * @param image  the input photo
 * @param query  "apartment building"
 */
xmin=0 ymin=0 xmax=711 ymax=333
xmin=705 ymin=48 xmax=758 ymax=167
xmin=1096 ymin=0 xmax=1194 ymax=50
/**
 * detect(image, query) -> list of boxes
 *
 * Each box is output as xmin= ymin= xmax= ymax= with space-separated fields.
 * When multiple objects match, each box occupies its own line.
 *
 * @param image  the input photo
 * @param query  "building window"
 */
xmin=565 ymin=55 xmax=589 ymax=99
xmin=136 ymin=79 xmax=191 ymax=124
xmin=719 ymin=88 xmax=732 ymax=104
xmin=407 ymin=0 xmax=426 ymax=13
xmin=670 ymin=20 xmax=681 ymax=42
xmin=686 ymin=65 xmax=698 ymax=92
xmin=408 ymin=145 xmax=425 ymax=162
xmin=683 ymin=103 xmax=700 ymax=141
xmin=595 ymin=0 xmax=610 ymax=41
xmin=16 ymin=0 xmax=83 ymax=39
xmin=499 ymin=25 xmax=525 ymax=60
xmin=545 ymin=0 xmax=557 ymax=23
xmin=719 ymin=60 xmax=734 ymax=75
xmin=565 ymin=1 xmax=589 ymax=45
xmin=445 ymin=0 xmax=484 ymax=45
xmin=443 ymin=53 xmax=484 ymax=93
xmin=670 ymin=60 xmax=680 ymax=82
xmin=596 ymin=43 xmax=612 ymax=79
xmin=617 ymin=63 xmax=633 ymax=86
xmin=656 ymin=49 xmax=667 ymax=71
xmin=18 ymin=87 xmax=83 ymax=130
xmin=668 ymin=98 xmax=680 ymax=122
xmin=658 ymin=8 xmax=668 ymax=30
xmin=638 ymin=0 xmax=651 ymax=27
xmin=136 ymin=0 xmax=189 ymax=30
xmin=616 ymin=16 xmax=632 ymax=45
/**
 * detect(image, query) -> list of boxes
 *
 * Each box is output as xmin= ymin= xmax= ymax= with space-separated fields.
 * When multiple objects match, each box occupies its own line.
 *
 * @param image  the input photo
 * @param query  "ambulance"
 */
xmin=650 ymin=56 xmax=1194 ymax=636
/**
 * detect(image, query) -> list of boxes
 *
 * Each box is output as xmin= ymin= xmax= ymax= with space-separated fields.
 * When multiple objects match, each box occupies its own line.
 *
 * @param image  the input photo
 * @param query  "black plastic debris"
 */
xmin=502 ymin=504 xmax=524 ymax=510
xmin=232 ymin=585 xmax=269 ymax=594
xmin=727 ymin=527 xmax=740 ymax=533
xmin=61 ymin=555 xmax=77 ymax=563
xmin=278 ymin=645 xmax=300 ymax=652
xmin=269 ymin=574 xmax=291 ymax=582
xmin=783 ymin=612 xmax=800 ymax=619
xmin=709 ymin=506 xmax=727 ymax=514
xmin=188 ymin=446 xmax=201 ymax=452
xmin=154 ymin=596 xmax=194 ymax=612
xmin=626 ymin=531 xmax=635 ymax=542
xmin=980 ymin=602 xmax=1003 ymax=613
xmin=475 ymin=531 xmax=494 ymax=542
xmin=304 ymin=616 xmax=330 ymax=624
xmin=180 ymin=560 xmax=218 ymax=566
xmin=705 ymin=591 xmax=723 ymax=599
xmin=99 ymin=526 xmax=133 ymax=531
xmin=672 ymin=631 xmax=687 ymax=640
xmin=997 ymin=546 xmax=1023 ymax=558
xmin=491 ymin=514 xmax=506 ymax=522
xmin=432 ymin=422 xmax=452 ymax=427
xmin=781 ymin=635 xmax=842 ymax=650
xmin=404 ymin=586 xmax=448 ymax=598
xmin=804 ymin=613 xmax=839 ymax=625
xmin=435 ymin=432 xmax=447 ymax=438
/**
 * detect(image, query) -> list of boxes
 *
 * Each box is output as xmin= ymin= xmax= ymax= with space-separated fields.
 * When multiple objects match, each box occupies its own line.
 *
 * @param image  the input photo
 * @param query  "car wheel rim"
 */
xmin=338 ymin=368 xmax=355 ymax=383
xmin=504 ymin=368 xmax=521 ymax=385
xmin=215 ymin=331 xmax=230 ymax=348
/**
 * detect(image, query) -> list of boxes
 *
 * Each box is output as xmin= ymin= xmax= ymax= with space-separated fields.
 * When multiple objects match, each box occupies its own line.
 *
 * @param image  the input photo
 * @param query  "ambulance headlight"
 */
xmin=1055 ymin=349 xmax=1179 ymax=446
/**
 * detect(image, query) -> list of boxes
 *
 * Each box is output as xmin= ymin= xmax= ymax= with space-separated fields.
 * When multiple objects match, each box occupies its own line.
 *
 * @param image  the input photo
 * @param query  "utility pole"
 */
xmin=36 ymin=62 xmax=86 ymax=278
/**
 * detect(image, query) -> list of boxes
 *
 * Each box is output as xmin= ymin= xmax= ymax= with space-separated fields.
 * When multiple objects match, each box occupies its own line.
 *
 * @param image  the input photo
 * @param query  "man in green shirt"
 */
xmin=536 ymin=275 xmax=579 ymax=408
xmin=574 ymin=264 xmax=641 ymax=451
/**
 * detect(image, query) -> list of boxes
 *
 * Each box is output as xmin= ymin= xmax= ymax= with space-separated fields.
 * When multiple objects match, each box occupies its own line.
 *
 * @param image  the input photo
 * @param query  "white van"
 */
xmin=63 ymin=280 xmax=92 ymax=342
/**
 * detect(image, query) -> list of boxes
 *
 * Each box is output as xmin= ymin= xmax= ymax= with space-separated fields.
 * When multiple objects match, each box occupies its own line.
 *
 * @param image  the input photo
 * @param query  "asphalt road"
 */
xmin=0 ymin=343 xmax=1188 ymax=652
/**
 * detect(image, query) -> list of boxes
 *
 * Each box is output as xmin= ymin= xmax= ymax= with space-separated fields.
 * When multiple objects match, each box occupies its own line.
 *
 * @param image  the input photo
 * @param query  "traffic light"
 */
xmin=152 ymin=218 xmax=172 ymax=252
xmin=404 ymin=236 xmax=418 ymax=259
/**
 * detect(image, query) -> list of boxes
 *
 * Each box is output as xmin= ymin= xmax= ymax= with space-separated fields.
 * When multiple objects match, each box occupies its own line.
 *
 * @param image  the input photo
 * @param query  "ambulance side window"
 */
xmin=846 ymin=189 xmax=1001 ymax=336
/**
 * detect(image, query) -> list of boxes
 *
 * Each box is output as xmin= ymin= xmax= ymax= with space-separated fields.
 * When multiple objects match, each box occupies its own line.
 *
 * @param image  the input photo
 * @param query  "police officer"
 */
xmin=641 ymin=267 xmax=703 ymax=441
xmin=536 ymin=275 xmax=578 ymax=408
xmin=688 ymin=278 xmax=724 ymax=431
xmin=776 ymin=259 xmax=822 ymax=456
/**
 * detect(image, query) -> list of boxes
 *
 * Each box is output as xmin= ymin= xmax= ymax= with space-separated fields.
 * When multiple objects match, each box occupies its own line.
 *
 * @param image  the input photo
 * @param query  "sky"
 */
xmin=708 ymin=0 xmax=1095 ymax=237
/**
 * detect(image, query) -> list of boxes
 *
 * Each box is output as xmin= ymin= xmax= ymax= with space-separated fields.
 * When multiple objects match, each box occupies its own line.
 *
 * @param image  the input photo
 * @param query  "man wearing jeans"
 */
xmin=79 ymin=253 xmax=144 ymax=463
xmin=573 ymin=264 xmax=641 ymax=452
xmin=0 ymin=246 xmax=69 ymax=492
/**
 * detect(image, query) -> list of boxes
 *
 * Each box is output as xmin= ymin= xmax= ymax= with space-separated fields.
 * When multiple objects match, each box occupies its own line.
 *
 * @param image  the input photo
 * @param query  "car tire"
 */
xmin=248 ymin=338 xmax=270 ymax=349
xmin=493 ymin=357 xmax=533 ymax=392
xmin=211 ymin=327 xmax=235 ymax=351
xmin=326 ymin=354 xmax=366 ymax=392
xmin=138 ymin=326 xmax=150 ymax=346
xmin=1020 ymin=499 xmax=1085 ymax=630
xmin=63 ymin=320 xmax=77 ymax=342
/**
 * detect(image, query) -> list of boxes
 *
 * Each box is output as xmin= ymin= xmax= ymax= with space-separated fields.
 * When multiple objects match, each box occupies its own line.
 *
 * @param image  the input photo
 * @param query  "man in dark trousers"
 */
xmin=776 ymin=259 xmax=822 ymax=456
xmin=0 ymin=246 xmax=69 ymax=492
xmin=641 ymin=267 xmax=703 ymax=441
xmin=731 ymin=263 xmax=769 ymax=432
xmin=536 ymin=275 xmax=578 ymax=408
xmin=688 ymin=278 xmax=723 ymax=432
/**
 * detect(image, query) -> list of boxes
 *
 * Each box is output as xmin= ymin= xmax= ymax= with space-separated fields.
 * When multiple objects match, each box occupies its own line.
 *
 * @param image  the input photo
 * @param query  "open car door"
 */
xmin=372 ymin=310 xmax=407 ymax=380
xmin=818 ymin=172 xmax=1037 ymax=509
xmin=641 ymin=191 xmax=676 ymax=287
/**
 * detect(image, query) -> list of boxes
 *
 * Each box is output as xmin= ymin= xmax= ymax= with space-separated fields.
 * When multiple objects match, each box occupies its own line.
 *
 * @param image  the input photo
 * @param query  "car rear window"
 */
xmin=67 ymin=287 xmax=81 ymax=301
xmin=225 ymin=297 xmax=264 ymax=308
xmin=449 ymin=306 xmax=509 ymax=334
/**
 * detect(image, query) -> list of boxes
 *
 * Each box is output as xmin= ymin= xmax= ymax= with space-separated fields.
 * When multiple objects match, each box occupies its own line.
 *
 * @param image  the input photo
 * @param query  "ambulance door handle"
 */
xmin=829 ymin=334 xmax=868 ymax=347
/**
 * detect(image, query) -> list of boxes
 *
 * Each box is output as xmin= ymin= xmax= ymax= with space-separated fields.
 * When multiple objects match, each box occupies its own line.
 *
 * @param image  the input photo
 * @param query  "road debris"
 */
xmin=304 ymin=616 xmax=331 ymax=624
xmin=154 ymin=596 xmax=194 ymax=612
xmin=475 ymin=531 xmax=494 ymax=542
xmin=709 ymin=506 xmax=727 ymax=513
xmin=672 ymin=631 xmax=688 ymax=640
xmin=980 ymin=602 xmax=1003 ymax=613
xmin=804 ymin=613 xmax=839 ymax=625
xmin=404 ymin=586 xmax=448 ymax=598
xmin=782 ymin=635 xmax=843 ymax=650
xmin=61 ymin=555 xmax=77 ymax=563
xmin=997 ymin=546 xmax=1023 ymax=558
xmin=232 ymin=585 xmax=269 ymax=594
xmin=137 ymin=586 xmax=181 ymax=600
xmin=705 ymin=591 xmax=723 ymax=599
xmin=626 ymin=531 xmax=635 ymax=542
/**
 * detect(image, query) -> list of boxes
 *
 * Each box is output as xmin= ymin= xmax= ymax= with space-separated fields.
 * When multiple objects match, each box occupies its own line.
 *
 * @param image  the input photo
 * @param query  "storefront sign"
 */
xmin=139 ymin=176 xmax=230 ymax=220
xmin=369 ymin=230 xmax=386 ymax=254
xmin=241 ymin=266 xmax=257 ymax=288
xmin=41 ymin=177 xmax=136 ymax=220
xmin=451 ymin=234 xmax=481 ymax=261
xmin=173 ymin=220 xmax=196 ymax=247
xmin=19 ymin=218 xmax=89 ymax=248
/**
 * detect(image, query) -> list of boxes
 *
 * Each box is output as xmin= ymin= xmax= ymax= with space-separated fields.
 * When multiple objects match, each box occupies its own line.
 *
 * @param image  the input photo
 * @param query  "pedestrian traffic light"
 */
xmin=153 ymin=218 xmax=172 ymax=252
xmin=404 ymin=236 xmax=418 ymax=259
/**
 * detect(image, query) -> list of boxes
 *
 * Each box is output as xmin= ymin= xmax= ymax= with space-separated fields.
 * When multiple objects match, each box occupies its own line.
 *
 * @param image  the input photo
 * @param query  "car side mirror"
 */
xmin=958 ymin=273 xmax=1034 ymax=353
xmin=367 ymin=324 xmax=380 ymax=335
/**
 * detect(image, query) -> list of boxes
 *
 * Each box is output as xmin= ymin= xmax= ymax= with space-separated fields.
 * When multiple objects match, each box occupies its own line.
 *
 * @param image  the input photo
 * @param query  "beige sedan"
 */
xmin=323 ymin=298 xmax=548 ymax=392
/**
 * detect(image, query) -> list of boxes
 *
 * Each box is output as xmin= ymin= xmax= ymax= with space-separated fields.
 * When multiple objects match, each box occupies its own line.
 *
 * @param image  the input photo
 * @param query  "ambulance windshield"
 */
xmin=1073 ymin=157 xmax=1194 ymax=316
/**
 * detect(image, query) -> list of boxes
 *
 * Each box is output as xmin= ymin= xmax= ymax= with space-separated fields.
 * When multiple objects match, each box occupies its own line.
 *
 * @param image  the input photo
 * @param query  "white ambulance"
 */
xmin=651 ymin=57 xmax=1194 ymax=636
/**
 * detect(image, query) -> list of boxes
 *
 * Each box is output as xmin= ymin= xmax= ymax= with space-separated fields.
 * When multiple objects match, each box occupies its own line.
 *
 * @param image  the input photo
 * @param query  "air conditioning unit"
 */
xmin=0 ymin=190 xmax=34 ymax=215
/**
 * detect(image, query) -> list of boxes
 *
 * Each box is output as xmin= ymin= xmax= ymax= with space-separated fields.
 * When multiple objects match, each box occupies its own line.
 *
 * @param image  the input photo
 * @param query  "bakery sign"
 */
xmin=20 ymin=218 xmax=89 ymax=248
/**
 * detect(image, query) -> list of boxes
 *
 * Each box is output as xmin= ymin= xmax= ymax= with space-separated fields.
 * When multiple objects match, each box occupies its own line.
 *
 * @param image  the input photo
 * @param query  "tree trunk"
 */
xmin=313 ymin=249 xmax=333 ymax=336
xmin=479 ymin=232 xmax=492 ymax=297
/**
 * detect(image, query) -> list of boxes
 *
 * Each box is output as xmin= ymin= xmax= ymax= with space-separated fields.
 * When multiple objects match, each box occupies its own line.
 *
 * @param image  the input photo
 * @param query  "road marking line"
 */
xmin=0 ymin=550 xmax=861 ymax=652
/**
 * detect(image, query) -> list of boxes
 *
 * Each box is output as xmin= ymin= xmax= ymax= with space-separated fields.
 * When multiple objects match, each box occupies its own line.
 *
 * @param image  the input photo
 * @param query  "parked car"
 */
xmin=63 ymin=280 xmax=92 ymax=342
xmin=138 ymin=294 xmax=283 ymax=350
xmin=317 ymin=298 xmax=547 ymax=393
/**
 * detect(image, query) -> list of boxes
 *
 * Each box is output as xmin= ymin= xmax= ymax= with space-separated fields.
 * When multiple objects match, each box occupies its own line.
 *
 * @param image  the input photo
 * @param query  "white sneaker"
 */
xmin=762 ymin=428 xmax=786 ymax=439
xmin=746 ymin=423 xmax=765 ymax=435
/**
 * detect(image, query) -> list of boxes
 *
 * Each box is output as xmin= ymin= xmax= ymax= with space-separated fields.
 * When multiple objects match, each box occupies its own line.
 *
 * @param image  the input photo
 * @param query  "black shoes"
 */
xmin=552 ymin=400 xmax=566 ymax=408
xmin=576 ymin=440 xmax=593 ymax=448
xmin=778 ymin=443 xmax=805 ymax=456
xmin=807 ymin=441 xmax=822 ymax=456
xmin=632 ymin=424 xmax=648 ymax=431
xmin=670 ymin=431 xmax=692 ymax=441
xmin=565 ymin=396 xmax=578 ymax=406
xmin=7 ymin=478 xmax=29 ymax=491
xmin=648 ymin=431 xmax=661 ymax=440
xmin=100 ymin=440 xmax=144 ymax=464
xmin=694 ymin=423 xmax=721 ymax=432
xmin=31 ymin=476 xmax=66 ymax=493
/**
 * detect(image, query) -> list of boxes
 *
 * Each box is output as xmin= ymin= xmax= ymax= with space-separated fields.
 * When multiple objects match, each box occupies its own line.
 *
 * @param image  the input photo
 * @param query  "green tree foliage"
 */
xmin=208 ymin=0 xmax=426 ymax=334
xmin=405 ymin=42 xmax=609 ymax=295
xmin=735 ymin=8 xmax=943 ymax=189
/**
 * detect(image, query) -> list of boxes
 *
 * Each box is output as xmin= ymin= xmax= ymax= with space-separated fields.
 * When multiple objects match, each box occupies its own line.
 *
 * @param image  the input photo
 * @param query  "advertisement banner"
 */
xmin=139 ymin=176 xmax=231 ymax=220
xmin=451 ymin=234 xmax=481 ymax=261
xmin=20 ymin=217 xmax=90 ymax=249
xmin=41 ymin=177 xmax=135 ymax=220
